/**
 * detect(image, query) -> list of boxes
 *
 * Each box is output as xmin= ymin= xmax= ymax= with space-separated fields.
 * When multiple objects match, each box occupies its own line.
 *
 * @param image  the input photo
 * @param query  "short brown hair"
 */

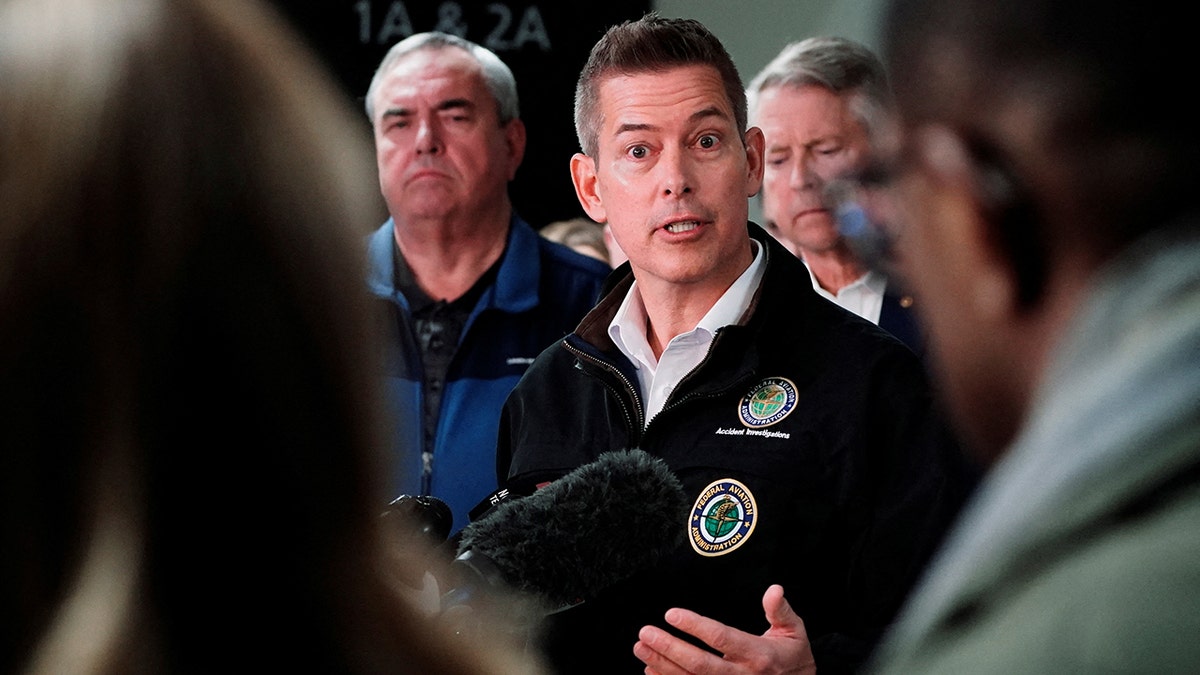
xmin=573 ymin=13 xmax=747 ymax=158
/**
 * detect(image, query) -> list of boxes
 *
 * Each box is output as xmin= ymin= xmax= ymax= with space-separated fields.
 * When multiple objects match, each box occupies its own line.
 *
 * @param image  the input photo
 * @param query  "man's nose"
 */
xmin=415 ymin=116 xmax=441 ymax=155
xmin=660 ymin=147 xmax=695 ymax=197
xmin=790 ymin=154 xmax=819 ymax=190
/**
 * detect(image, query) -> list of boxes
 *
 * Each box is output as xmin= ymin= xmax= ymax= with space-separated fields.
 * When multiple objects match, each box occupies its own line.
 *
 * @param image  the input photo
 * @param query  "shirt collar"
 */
xmin=608 ymin=239 xmax=765 ymax=369
xmin=392 ymin=236 xmax=501 ymax=316
xmin=803 ymin=261 xmax=886 ymax=301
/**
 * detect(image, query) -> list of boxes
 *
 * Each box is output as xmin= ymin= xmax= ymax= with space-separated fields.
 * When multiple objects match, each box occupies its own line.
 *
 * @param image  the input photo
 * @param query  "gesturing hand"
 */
xmin=633 ymin=584 xmax=817 ymax=675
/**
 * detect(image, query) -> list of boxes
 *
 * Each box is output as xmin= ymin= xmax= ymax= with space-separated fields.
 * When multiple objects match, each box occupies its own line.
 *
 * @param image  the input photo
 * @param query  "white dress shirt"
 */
xmin=608 ymin=240 xmax=766 ymax=426
xmin=803 ymin=262 xmax=888 ymax=325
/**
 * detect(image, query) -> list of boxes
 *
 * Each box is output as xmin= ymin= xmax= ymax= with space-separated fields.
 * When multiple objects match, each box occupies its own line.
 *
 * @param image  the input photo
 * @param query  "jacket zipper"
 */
xmin=563 ymin=340 xmax=645 ymax=436
xmin=645 ymin=330 xmax=749 ymax=432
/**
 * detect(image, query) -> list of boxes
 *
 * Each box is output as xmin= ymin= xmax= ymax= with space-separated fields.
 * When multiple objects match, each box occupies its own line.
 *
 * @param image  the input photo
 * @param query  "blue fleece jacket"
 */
xmin=367 ymin=214 xmax=609 ymax=532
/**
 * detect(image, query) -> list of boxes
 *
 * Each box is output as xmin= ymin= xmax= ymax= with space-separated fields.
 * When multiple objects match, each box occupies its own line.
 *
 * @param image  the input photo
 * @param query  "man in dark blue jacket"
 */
xmin=364 ymin=31 xmax=608 ymax=533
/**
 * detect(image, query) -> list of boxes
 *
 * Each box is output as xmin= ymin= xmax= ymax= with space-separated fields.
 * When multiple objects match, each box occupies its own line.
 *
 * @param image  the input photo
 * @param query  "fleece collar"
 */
xmin=366 ymin=212 xmax=542 ymax=315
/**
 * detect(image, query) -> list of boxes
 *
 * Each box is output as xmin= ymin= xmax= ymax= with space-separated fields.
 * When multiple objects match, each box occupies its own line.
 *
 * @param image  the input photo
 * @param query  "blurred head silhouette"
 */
xmin=0 ymin=0 xmax=541 ymax=673
xmin=875 ymin=0 xmax=1198 ymax=460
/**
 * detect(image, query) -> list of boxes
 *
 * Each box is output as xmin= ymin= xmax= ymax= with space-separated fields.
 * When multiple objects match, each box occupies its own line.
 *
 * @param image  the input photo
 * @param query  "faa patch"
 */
xmin=689 ymin=479 xmax=758 ymax=557
xmin=738 ymin=377 xmax=797 ymax=428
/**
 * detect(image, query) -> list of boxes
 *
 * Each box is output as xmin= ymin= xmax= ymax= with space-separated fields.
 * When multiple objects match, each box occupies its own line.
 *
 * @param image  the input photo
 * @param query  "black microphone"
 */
xmin=450 ymin=449 xmax=689 ymax=611
xmin=382 ymin=494 xmax=454 ymax=546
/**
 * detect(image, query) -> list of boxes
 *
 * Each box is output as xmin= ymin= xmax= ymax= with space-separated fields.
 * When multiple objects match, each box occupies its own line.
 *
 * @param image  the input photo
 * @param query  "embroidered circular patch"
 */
xmin=689 ymin=478 xmax=758 ymax=557
xmin=738 ymin=377 xmax=798 ymax=428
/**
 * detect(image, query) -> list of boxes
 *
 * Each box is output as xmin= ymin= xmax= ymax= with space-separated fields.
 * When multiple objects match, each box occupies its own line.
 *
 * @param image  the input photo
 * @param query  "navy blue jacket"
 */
xmin=879 ymin=287 xmax=924 ymax=358
xmin=368 ymin=214 xmax=609 ymax=532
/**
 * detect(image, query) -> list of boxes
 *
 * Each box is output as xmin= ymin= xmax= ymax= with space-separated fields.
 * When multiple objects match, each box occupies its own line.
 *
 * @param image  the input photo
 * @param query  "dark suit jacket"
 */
xmin=879 ymin=286 xmax=924 ymax=358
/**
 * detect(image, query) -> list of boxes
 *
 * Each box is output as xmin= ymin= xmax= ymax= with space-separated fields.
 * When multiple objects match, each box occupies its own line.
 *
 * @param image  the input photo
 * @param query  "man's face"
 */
xmin=756 ymin=84 xmax=870 ymax=256
xmin=372 ymin=48 xmax=523 ymax=225
xmin=571 ymin=65 xmax=763 ymax=293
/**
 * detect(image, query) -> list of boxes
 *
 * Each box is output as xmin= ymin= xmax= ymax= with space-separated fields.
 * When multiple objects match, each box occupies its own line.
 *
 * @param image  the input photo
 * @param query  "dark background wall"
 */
xmin=272 ymin=1 xmax=652 ymax=230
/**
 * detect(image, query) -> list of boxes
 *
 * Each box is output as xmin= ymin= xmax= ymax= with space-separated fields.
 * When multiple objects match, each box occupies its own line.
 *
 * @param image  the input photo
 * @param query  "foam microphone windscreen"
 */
xmin=455 ymin=449 xmax=688 ymax=608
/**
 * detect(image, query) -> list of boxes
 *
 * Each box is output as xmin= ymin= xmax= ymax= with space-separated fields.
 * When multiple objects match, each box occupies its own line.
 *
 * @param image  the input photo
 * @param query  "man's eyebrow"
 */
xmin=380 ymin=98 xmax=474 ymax=120
xmin=614 ymin=107 xmax=730 ymax=135
xmin=614 ymin=122 xmax=656 ymax=136
xmin=436 ymin=98 xmax=473 ymax=112
xmin=689 ymin=106 xmax=728 ymax=124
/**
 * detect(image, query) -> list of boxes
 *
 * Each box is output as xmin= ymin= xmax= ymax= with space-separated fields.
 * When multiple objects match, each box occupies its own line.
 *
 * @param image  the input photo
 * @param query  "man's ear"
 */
xmin=570 ymin=153 xmax=607 ymax=223
xmin=504 ymin=118 xmax=527 ymax=181
xmin=912 ymin=125 xmax=1019 ymax=322
xmin=743 ymin=126 xmax=765 ymax=198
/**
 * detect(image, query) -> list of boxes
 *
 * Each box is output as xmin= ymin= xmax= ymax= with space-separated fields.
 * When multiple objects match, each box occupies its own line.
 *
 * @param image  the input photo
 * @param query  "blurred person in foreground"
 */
xmin=363 ymin=32 xmax=609 ymax=534
xmin=498 ymin=13 xmax=973 ymax=674
xmin=0 ymin=0 xmax=543 ymax=673
xmin=633 ymin=0 xmax=1200 ymax=673
xmin=748 ymin=37 xmax=924 ymax=356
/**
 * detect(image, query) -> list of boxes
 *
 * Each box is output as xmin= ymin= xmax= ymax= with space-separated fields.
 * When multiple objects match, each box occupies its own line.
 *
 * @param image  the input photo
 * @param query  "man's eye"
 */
xmin=629 ymin=146 xmax=648 ymax=159
xmin=698 ymin=135 xmax=718 ymax=149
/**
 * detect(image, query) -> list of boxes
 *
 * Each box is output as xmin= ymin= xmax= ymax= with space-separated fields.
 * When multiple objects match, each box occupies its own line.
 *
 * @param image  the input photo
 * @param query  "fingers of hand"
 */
xmin=636 ymin=624 xmax=734 ymax=675
xmin=664 ymin=607 xmax=749 ymax=655
xmin=762 ymin=585 xmax=806 ymax=639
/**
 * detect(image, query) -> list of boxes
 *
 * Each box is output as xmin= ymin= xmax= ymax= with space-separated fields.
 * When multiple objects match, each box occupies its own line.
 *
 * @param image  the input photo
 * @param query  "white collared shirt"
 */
xmin=608 ymin=240 xmax=766 ymax=427
xmin=803 ymin=263 xmax=888 ymax=325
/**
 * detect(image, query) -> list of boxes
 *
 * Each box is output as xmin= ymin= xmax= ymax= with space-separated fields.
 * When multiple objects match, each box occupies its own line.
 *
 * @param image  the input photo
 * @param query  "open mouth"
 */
xmin=664 ymin=220 xmax=700 ymax=234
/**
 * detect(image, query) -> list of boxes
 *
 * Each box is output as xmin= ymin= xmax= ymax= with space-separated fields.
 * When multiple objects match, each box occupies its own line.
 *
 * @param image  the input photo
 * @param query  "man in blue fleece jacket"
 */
xmin=363 ymin=31 xmax=609 ymax=533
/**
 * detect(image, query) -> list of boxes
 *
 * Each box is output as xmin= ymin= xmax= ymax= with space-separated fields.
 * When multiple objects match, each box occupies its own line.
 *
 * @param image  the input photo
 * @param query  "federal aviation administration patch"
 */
xmin=738 ymin=377 xmax=798 ymax=428
xmin=689 ymin=478 xmax=758 ymax=557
